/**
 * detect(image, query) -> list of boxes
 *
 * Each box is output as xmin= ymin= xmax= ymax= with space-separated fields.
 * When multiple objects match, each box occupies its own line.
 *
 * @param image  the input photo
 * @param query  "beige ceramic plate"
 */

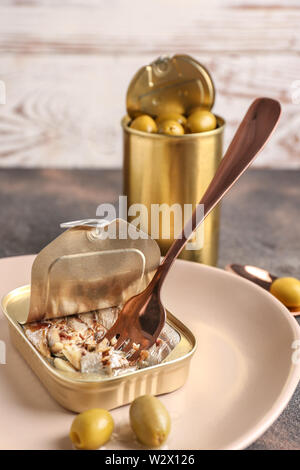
xmin=0 ymin=255 xmax=299 ymax=450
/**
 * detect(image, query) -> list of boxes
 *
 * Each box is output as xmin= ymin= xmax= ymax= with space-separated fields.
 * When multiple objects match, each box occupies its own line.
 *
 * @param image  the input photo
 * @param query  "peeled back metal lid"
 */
xmin=126 ymin=54 xmax=215 ymax=118
xmin=27 ymin=219 xmax=161 ymax=323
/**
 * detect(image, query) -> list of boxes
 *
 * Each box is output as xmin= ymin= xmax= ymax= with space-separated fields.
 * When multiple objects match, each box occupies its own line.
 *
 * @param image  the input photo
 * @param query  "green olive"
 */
xmin=187 ymin=106 xmax=204 ymax=116
xmin=69 ymin=408 xmax=114 ymax=450
xmin=157 ymin=119 xmax=184 ymax=136
xmin=186 ymin=109 xmax=217 ymax=133
xmin=130 ymin=395 xmax=171 ymax=447
xmin=130 ymin=115 xmax=157 ymax=133
xmin=270 ymin=277 xmax=300 ymax=308
xmin=156 ymin=112 xmax=187 ymax=127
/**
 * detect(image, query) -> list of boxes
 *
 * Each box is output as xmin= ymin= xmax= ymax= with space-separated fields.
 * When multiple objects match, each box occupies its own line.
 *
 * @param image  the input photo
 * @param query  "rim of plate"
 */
xmin=1 ymin=254 xmax=299 ymax=449
xmin=169 ymin=259 xmax=300 ymax=450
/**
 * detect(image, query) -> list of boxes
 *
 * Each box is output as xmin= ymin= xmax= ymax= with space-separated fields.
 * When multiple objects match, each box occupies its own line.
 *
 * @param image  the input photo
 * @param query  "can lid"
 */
xmin=126 ymin=54 xmax=215 ymax=118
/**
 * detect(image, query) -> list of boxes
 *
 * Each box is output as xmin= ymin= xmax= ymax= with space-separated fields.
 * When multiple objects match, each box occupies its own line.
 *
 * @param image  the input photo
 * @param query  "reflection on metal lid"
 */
xmin=126 ymin=54 xmax=215 ymax=118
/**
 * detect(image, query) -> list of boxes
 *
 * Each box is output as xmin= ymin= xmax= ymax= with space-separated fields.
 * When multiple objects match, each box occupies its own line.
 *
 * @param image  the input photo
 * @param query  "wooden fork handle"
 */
xmin=153 ymin=98 xmax=281 ymax=289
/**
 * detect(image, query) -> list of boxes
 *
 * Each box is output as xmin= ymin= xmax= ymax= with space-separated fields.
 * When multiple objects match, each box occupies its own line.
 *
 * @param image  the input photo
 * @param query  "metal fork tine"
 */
xmin=104 ymin=328 xmax=116 ymax=342
xmin=128 ymin=350 xmax=141 ymax=363
xmin=122 ymin=340 xmax=133 ymax=353
xmin=114 ymin=336 xmax=126 ymax=350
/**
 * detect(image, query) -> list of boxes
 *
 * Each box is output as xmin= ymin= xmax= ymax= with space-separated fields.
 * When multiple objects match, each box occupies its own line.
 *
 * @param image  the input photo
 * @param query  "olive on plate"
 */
xmin=69 ymin=408 xmax=114 ymax=450
xmin=130 ymin=395 xmax=171 ymax=447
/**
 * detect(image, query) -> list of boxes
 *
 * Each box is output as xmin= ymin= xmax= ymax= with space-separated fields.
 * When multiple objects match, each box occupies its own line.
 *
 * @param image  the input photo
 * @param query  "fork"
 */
xmin=105 ymin=98 xmax=281 ymax=362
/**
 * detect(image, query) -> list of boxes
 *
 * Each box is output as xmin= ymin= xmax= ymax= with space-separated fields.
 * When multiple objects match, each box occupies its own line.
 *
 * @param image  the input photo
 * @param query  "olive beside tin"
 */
xmin=2 ymin=285 xmax=196 ymax=413
xmin=122 ymin=54 xmax=225 ymax=266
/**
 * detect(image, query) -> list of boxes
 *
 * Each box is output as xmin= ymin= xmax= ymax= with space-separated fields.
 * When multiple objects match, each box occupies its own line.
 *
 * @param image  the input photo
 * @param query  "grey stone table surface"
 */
xmin=0 ymin=168 xmax=299 ymax=450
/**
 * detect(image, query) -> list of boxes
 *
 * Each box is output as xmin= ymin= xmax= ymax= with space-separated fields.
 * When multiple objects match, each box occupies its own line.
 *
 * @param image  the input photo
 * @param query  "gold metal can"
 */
xmin=123 ymin=119 xmax=224 ymax=265
xmin=122 ymin=55 xmax=225 ymax=266
xmin=2 ymin=285 xmax=196 ymax=413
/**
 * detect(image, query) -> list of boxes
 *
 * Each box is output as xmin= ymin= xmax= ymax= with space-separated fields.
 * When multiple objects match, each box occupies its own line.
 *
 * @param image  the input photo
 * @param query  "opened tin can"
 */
xmin=122 ymin=54 xmax=225 ymax=266
xmin=1 ymin=221 xmax=196 ymax=412
xmin=1 ymin=285 xmax=196 ymax=413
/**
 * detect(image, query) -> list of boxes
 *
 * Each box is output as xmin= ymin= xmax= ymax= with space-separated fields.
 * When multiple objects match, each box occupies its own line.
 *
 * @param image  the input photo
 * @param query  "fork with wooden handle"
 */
xmin=105 ymin=98 xmax=281 ymax=362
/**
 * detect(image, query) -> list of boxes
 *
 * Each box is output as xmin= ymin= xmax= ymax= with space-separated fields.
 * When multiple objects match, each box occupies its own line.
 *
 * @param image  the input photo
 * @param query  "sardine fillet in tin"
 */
xmin=2 ymin=285 xmax=196 ymax=412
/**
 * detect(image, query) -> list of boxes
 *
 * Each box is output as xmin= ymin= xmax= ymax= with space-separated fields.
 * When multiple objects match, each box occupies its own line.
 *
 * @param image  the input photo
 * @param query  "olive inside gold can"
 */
xmin=122 ymin=54 xmax=225 ymax=266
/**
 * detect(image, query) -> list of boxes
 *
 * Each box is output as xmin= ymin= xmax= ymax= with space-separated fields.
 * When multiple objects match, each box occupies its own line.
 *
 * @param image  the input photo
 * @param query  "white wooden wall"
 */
xmin=0 ymin=0 xmax=299 ymax=168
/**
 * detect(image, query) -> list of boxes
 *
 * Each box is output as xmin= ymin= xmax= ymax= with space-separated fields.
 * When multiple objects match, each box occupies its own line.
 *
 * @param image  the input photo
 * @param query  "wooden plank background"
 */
xmin=0 ymin=0 xmax=299 ymax=168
